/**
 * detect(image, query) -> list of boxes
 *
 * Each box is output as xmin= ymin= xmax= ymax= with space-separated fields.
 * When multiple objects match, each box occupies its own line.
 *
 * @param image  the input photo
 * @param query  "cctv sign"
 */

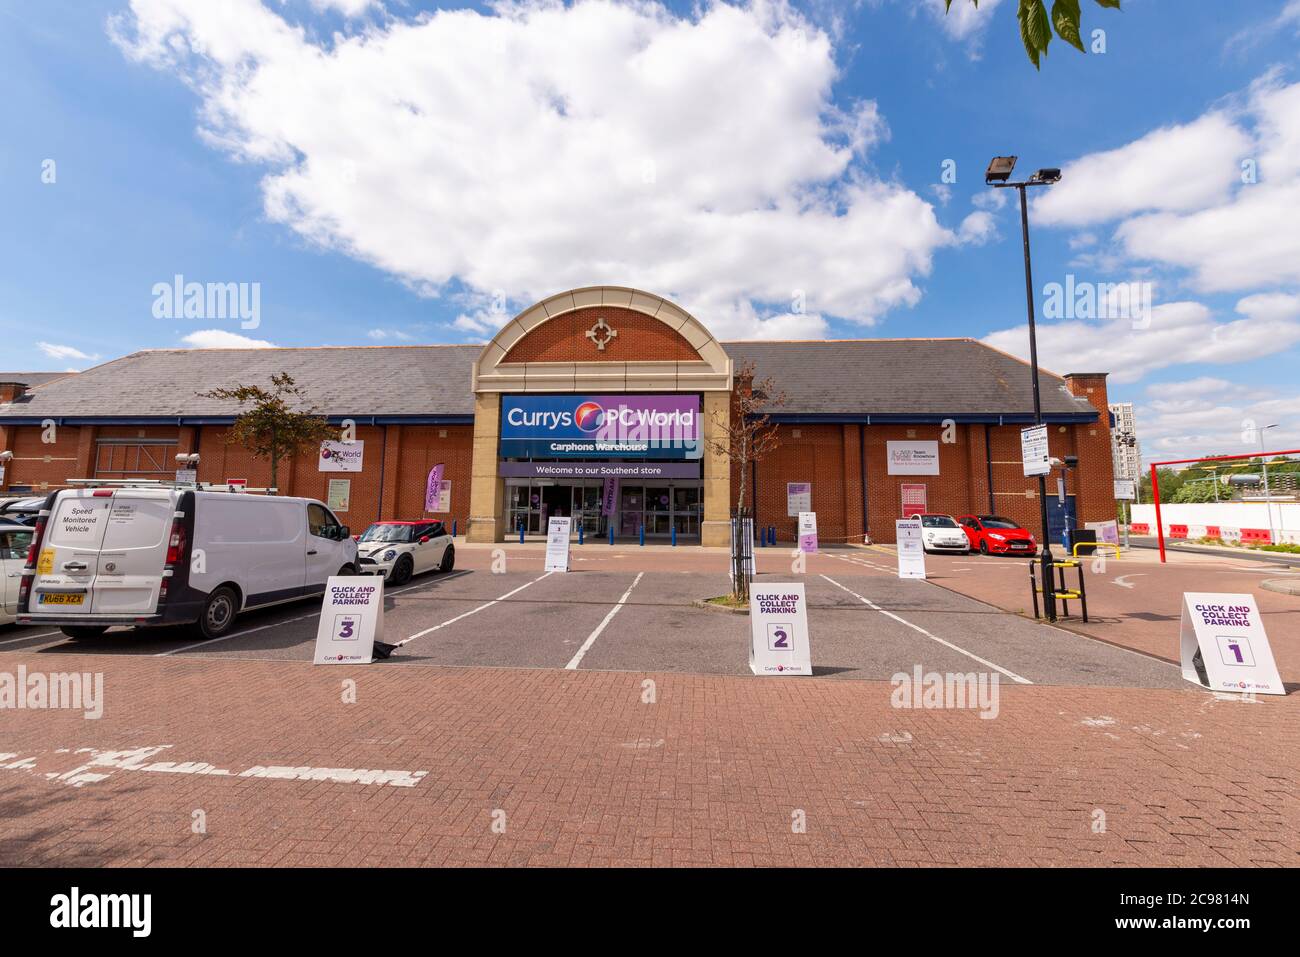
xmin=1179 ymin=593 xmax=1283 ymax=695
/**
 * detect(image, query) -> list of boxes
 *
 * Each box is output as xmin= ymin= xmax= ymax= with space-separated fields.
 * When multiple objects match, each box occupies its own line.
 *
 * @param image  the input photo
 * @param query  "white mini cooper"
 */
xmin=356 ymin=521 xmax=455 ymax=585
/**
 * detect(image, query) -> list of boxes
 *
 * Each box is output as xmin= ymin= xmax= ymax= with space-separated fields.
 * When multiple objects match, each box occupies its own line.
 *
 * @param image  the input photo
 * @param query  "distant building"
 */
xmin=1109 ymin=402 xmax=1141 ymax=484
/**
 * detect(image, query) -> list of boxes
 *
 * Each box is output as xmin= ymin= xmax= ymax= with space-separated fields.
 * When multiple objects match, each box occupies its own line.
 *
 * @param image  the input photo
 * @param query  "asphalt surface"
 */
xmin=1 ymin=555 xmax=1184 ymax=689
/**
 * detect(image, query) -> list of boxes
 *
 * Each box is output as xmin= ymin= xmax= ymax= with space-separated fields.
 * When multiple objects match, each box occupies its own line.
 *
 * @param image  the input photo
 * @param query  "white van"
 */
xmin=17 ymin=485 xmax=358 ymax=640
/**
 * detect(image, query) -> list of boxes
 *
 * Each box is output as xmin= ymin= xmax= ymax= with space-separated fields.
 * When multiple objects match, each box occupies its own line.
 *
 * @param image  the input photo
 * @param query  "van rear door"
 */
xmin=91 ymin=488 xmax=175 ymax=615
xmin=28 ymin=490 xmax=115 ymax=616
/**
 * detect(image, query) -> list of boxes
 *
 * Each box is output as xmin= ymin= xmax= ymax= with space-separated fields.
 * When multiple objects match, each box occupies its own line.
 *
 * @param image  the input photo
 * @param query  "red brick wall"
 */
xmin=0 ymin=421 xmax=86 ymax=492
xmin=503 ymin=307 xmax=699 ymax=363
xmin=1064 ymin=373 xmax=1116 ymax=526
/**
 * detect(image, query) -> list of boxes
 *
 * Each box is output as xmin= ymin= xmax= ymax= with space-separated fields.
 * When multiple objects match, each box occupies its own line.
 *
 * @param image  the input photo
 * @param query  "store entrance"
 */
xmin=507 ymin=479 xmax=702 ymax=541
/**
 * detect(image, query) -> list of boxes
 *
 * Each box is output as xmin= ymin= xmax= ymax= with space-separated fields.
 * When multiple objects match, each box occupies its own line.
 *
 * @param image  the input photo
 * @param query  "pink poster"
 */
xmin=425 ymin=463 xmax=444 ymax=513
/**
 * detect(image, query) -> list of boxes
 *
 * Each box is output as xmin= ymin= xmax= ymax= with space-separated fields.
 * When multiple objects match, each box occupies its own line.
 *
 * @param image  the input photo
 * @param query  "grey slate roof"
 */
xmin=0 ymin=339 xmax=1097 ymax=422
xmin=0 ymin=347 xmax=480 ymax=420
xmin=722 ymin=339 xmax=1096 ymax=418
xmin=0 ymin=371 xmax=74 ymax=388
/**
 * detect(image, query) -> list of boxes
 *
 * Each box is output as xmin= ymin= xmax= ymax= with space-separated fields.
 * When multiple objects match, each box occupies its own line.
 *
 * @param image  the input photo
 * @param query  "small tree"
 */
xmin=199 ymin=372 xmax=336 ymax=492
xmin=704 ymin=361 xmax=785 ymax=601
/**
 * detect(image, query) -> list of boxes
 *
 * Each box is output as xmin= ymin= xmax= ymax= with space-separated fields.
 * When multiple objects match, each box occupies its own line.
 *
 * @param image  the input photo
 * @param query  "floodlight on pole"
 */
xmin=987 ymin=155 xmax=1062 ymax=619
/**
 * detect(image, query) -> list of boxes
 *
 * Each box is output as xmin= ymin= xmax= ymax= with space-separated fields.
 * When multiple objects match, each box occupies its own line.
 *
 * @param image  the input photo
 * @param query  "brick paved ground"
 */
xmin=1 ymin=651 xmax=1297 ymax=867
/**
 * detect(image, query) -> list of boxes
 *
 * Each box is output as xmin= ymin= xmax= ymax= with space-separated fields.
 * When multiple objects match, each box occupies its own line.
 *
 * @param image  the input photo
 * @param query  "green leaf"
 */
xmin=1018 ymin=0 xmax=1049 ymax=68
xmin=1052 ymin=0 xmax=1085 ymax=52
xmin=1093 ymin=0 xmax=1121 ymax=9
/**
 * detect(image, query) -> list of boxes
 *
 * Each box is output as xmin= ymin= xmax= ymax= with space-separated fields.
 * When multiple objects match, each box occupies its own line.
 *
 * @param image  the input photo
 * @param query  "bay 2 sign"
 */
xmin=499 ymin=394 xmax=701 ymax=459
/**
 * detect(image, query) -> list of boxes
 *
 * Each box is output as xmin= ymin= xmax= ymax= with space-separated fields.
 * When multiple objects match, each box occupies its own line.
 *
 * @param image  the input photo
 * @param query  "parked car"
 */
xmin=16 ymin=485 xmax=357 ymax=640
xmin=957 ymin=514 xmax=1038 ymax=556
xmin=0 ymin=520 xmax=34 ymax=626
xmin=909 ymin=513 xmax=970 ymax=554
xmin=356 ymin=520 xmax=454 ymax=584
xmin=0 ymin=496 xmax=43 ymax=526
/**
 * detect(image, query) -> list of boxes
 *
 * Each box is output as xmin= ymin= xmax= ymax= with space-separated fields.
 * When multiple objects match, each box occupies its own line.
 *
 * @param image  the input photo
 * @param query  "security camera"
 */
xmin=0 ymin=450 xmax=13 ymax=462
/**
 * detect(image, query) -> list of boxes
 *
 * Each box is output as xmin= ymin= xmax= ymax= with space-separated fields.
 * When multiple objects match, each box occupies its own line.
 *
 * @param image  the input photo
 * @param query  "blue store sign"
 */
xmin=499 ymin=394 xmax=702 ymax=460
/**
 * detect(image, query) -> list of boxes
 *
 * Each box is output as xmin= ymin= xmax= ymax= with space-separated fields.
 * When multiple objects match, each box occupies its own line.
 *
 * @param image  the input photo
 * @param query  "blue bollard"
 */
xmin=639 ymin=525 xmax=645 ymax=547
xmin=768 ymin=526 xmax=776 ymax=547
xmin=671 ymin=525 xmax=677 ymax=547
xmin=579 ymin=523 xmax=584 ymax=545
xmin=452 ymin=519 xmax=457 ymax=538
xmin=609 ymin=522 xmax=615 ymax=545
xmin=519 ymin=521 xmax=525 ymax=544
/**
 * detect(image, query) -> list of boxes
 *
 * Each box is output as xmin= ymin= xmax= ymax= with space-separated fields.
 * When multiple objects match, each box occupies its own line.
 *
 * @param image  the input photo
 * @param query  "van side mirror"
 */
xmin=338 ymin=526 xmax=350 ymax=540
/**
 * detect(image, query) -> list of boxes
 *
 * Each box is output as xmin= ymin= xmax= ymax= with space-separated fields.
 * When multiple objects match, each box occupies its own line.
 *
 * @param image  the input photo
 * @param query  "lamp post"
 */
xmin=1255 ymin=423 xmax=1279 ymax=544
xmin=987 ymin=156 xmax=1062 ymax=620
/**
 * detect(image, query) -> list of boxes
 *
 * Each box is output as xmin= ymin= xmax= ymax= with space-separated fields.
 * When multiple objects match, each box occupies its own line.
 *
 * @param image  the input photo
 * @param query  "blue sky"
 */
xmin=3 ymin=1 xmax=1299 ymax=461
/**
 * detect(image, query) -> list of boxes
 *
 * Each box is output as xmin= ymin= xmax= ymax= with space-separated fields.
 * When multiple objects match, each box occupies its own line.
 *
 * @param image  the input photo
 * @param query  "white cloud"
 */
xmin=110 ymin=0 xmax=965 ymax=338
xmin=1031 ymin=112 xmax=1251 ymax=228
xmin=1034 ymin=74 xmax=1300 ymax=294
xmin=1133 ymin=380 xmax=1300 ymax=463
xmin=366 ymin=327 xmax=411 ymax=341
xmin=180 ymin=329 xmax=277 ymax=348
xmin=306 ymin=0 xmax=379 ymax=17
xmin=36 ymin=342 xmax=100 ymax=362
xmin=924 ymin=0 xmax=1006 ymax=42
xmin=982 ymin=294 xmax=1300 ymax=385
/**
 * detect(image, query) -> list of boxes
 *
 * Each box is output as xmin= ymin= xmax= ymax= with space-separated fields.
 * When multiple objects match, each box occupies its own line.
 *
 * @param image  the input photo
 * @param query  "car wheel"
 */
xmin=439 ymin=545 xmax=455 ymax=573
xmin=60 ymin=626 xmax=108 ymax=640
xmin=979 ymin=541 xmax=989 ymax=555
xmin=337 ymin=564 xmax=357 ymax=576
xmin=196 ymin=586 xmax=238 ymax=640
xmin=390 ymin=554 xmax=414 ymax=586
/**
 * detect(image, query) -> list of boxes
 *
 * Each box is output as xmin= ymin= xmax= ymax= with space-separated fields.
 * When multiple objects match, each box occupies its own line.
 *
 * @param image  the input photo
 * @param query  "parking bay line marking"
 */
xmin=565 ymin=572 xmax=644 ymax=670
xmin=396 ymin=572 xmax=554 ymax=647
xmin=819 ymin=574 xmax=1032 ymax=685
xmin=0 ymin=630 xmax=63 ymax=646
xmin=158 ymin=571 xmax=474 ymax=657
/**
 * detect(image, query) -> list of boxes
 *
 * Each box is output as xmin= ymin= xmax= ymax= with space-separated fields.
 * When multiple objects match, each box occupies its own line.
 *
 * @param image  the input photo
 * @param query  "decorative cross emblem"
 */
xmin=585 ymin=317 xmax=618 ymax=351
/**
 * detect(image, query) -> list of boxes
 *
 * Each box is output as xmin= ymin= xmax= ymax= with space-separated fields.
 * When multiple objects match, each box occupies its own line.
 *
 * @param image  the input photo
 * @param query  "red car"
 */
xmin=957 ymin=515 xmax=1037 ymax=556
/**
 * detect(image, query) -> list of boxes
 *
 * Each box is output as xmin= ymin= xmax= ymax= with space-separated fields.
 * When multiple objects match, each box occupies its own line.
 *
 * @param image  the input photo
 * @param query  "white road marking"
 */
xmin=158 ymin=570 xmax=473 ymax=657
xmin=2 ymin=746 xmax=426 ymax=789
xmin=819 ymin=574 xmax=1032 ymax=684
xmin=1112 ymin=574 xmax=1145 ymax=589
xmin=565 ymin=572 xmax=644 ymax=670
xmin=396 ymin=572 xmax=553 ymax=647
xmin=0 ymin=630 xmax=62 ymax=646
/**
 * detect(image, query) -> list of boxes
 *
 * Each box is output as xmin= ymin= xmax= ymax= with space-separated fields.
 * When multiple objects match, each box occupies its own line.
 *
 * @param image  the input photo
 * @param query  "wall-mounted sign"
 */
xmin=313 ymin=576 xmax=383 ymax=664
xmin=497 ymin=461 xmax=701 ymax=480
xmin=748 ymin=583 xmax=812 ymax=676
xmin=1021 ymin=425 xmax=1050 ymax=477
xmin=499 ymin=394 xmax=701 ymax=459
xmin=1179 ymin=593 xmax=1283 ymax=695
xmin=798 ymin=512 xmax=818 ymax=553
xmin=786 ymin=482 xmax=811 ymax=517
xmin=900 ymin=483 xmax=927 ymax=517
xmin=896 ymin=518 xmax=926 ymax=579
xmin=887 ymin=440 xmax=939 ymax=475
xmin=319 ymin=440 xmax=364 ymax=472
xmin=327 ymin=478 xmax=351 ymax=512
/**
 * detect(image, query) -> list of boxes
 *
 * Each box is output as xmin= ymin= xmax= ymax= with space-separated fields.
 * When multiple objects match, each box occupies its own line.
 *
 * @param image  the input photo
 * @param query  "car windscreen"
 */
xmin=979 ymin=517 xmax=1021 ymax=529
xmin=920 ymin=515 xmax=958 ymax=528
xmin=359 ymin=524 xmax=413 ymax=543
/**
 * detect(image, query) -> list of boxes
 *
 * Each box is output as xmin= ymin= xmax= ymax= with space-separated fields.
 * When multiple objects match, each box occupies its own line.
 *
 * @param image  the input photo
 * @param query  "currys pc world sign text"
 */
xmin=500 ymin=394 xmax=701 ymax=459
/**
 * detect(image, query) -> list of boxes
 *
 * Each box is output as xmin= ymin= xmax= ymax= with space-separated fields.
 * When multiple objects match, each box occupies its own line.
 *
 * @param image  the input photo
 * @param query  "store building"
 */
xmin=0 ymin=286 xmax=1115 ymax=545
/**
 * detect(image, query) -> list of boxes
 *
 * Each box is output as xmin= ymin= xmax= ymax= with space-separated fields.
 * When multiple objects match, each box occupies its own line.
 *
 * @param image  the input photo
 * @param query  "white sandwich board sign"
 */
xmin=545 ymin=516 xmax=572 ymax=572
xmin=313 ymin=576 xmax=383 ymax=664
xmin=896 ymin=518 xmax=926 ymax=579
xmin=749 ymin=583 xmax=812 ymax=676
xmin=1179 ymin=593 xmax=1283 ymax=695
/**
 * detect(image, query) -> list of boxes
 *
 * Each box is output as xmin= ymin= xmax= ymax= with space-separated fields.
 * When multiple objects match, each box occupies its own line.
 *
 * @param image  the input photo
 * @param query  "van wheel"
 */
xmin=60 ymin=626 xmax=108 ymax=640
xmin=390 ymin=555 xmax=414 ymax=586
xmin=197 ymin=586 xmax=238 ymax=640
xmin=439 ymin=545 xmax=455 ymax=573
xmin=338 ymin=564 xmax=357 ymax=577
